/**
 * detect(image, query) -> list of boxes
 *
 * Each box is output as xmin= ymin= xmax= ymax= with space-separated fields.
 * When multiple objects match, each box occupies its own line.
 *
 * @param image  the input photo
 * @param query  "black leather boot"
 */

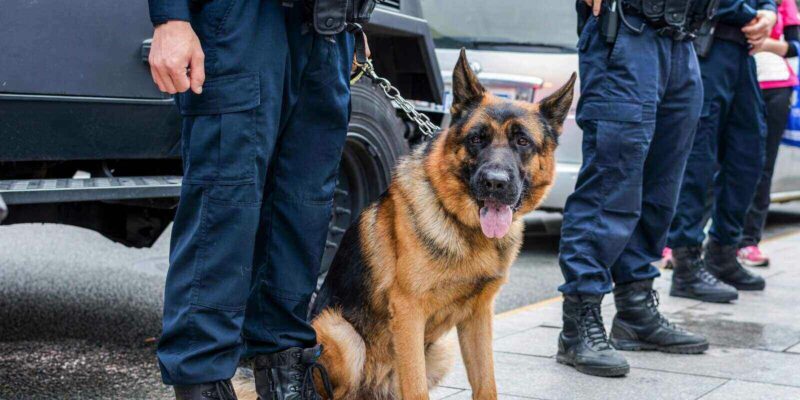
xmin=254 ymin=345 xmax=333 ymax=400
xmin=670 ymin=246 xmax=738 ymax=303
xmin=705 ymin=240 xmax=766 ymax=291
xmin=174 ymin=380 xmax=237 ymax=400
xmin=611 ymin=279 xmax=708 ymax=354
xmin=556 ymin=294 xmax=629 ymax=377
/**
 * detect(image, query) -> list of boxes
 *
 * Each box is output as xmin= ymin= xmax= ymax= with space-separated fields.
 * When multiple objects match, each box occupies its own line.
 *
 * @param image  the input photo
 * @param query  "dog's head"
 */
xmin=441 ymin=49 xmax=575 ymax=239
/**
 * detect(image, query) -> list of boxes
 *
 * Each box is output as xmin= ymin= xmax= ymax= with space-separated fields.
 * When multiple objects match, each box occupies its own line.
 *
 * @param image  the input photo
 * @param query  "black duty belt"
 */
xmin=713 ymin=23 xmax=748 ymax=46
xmin=619 ymin=0 xmax=699 ymax=41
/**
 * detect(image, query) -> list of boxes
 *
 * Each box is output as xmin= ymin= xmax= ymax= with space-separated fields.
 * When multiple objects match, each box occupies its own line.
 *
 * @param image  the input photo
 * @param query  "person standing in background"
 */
xmin=556 ymin=0 xmax=716 ymax=378
xmin=739 ymin=0 xmax=800 ymax=266
xmin=668 ymin=0 xmax=776 ymax=302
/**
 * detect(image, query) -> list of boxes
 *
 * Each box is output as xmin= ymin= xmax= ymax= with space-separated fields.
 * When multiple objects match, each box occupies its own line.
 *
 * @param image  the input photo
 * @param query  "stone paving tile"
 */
xmin=785 ymin=342 xmax=800 ymax=354
xmin=442 ymin=231 xmax=800 ymax=399
xmin=494 ymin=302 xmax=563 ymax=337
xmin=438 ymin=390 xmax=542 ymax=399
xmin=671 ymin=306 xmax=800 ymax=352
xmin=494 ymin=326 xmax=559 ymax=358
xmin=440 ymin=352 xmax=726 ymax=400
xmin=624 ymin=346 xmax=800 ymax=387
xmin=430 ymin=386 xmax=464 ymax=399
xmin=667 ymin=284 xmax=800 ymax=352
xmin=699 ymin=380 xmax=800 ymax=400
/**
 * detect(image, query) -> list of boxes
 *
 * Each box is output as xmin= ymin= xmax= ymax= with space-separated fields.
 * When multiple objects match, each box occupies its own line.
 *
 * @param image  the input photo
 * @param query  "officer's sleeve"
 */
xmin=716 ymin=0 xmax=758 ymax=26
xmin=149 ymin=0 xmax=191 ymax=26
xmin=756 ymin=0 xmax=777 ymax=13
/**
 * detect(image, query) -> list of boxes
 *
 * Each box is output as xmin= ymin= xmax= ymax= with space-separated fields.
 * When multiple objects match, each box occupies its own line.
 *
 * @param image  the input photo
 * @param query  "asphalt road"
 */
xmin=1 ymin=204 xmax=798 ymax=399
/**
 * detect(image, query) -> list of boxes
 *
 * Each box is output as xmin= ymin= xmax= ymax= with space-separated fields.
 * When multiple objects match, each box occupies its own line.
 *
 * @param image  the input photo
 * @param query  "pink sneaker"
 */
xmin=662 ymin=247 xmax=674 ymax=269
xmin=738 ymin=245 xmax=769 ymax=267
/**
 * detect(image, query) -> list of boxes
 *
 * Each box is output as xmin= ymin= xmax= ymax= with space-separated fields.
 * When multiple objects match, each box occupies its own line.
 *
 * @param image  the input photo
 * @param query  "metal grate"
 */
xmin=0 ymin=176 xmax=182 ymax=205
xmin=378 ymin=0 xmax=400 ymax=9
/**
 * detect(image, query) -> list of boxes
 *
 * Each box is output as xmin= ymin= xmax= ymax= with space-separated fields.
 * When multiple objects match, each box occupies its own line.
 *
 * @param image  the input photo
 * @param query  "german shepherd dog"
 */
xmin=237 ymin=50 xmax=575 ymax=400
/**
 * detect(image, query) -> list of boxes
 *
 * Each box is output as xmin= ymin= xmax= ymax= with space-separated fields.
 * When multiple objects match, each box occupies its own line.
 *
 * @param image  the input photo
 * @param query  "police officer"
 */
xmin=147 ymin=0 xmax=366 ymax=398
xmin=668 ymin=1 xmax=776 ymax=300
xmin=557 ymin=0 xmax=716 ymax=377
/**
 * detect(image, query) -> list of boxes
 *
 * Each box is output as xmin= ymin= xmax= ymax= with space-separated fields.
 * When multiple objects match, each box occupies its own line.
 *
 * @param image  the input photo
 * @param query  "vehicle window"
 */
xmin=420 ymin=0 xmax=578 ymax=51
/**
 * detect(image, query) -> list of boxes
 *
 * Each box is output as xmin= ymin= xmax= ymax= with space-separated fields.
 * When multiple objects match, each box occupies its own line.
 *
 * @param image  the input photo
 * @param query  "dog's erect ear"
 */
xmin=538 ymin=72 xmax=577 ymax=134
xmin=451 ymin=48 xmax=486 ymax=115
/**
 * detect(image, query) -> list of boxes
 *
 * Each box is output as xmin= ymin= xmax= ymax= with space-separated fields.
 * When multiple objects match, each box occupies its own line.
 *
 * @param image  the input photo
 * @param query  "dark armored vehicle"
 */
xmin=0 ymin=0 xmax=443 ymax=269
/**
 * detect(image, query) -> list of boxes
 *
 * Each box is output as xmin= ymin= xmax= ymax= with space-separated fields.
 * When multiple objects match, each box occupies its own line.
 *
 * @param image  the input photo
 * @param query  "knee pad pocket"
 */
xmin=190 ymin=192 xmax=260 ymax=311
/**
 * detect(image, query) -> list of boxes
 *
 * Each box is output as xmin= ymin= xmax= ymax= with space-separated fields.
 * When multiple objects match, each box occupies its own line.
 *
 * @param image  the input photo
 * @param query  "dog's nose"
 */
xmin=481 ymin=169 xmax=510 ymax=192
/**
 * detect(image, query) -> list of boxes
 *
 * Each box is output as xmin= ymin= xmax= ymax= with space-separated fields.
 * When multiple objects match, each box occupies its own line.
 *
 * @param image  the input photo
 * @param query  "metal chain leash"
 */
xmin=352 ymin=59 xmax=440 ymax=138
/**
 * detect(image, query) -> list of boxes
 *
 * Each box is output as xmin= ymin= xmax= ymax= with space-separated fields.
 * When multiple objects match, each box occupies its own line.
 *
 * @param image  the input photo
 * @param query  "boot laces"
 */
xmin=202 ymin=381 xmax=236 ymax=400
xmin=693 ymin=260 xmax=722 ymax=286
xmin=645 ymin=290 xmax=683 ymax=332
xmin=579 ymin=303 xmax=611 ymax=350
xmin=299 ymin=360 xmax=333 ymax=400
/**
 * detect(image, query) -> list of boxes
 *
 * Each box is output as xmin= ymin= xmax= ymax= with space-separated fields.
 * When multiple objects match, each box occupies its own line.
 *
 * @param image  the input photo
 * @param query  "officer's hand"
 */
xmin=748 ymin=39 xmax=766 ymax=55
xmin=583 ymin=0 xmax=603 ymax=16
xmin=149 ymin=21 xmax=205 ymax=95
xmin=742 ymin=10 xmax=777 ymax=48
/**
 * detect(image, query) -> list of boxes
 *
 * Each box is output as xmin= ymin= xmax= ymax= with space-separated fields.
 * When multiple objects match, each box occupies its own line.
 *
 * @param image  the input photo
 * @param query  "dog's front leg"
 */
xmin=457 ymin=300 xmax=497 ymax=400
xmin=389 ymin=291 xmax=429 ymax=400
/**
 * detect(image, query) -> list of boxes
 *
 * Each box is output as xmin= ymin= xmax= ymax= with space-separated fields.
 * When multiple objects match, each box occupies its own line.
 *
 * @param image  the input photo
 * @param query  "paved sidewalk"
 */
xmin=431 ymin=232 xmax=800 ymax=400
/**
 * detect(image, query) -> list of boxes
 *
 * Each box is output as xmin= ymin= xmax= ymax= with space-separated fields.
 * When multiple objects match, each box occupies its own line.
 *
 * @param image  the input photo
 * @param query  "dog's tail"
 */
xmin=312 ymin=308 xmax=366 ymax=399
xmin=231 ymin=367 xmax=258 ymax=400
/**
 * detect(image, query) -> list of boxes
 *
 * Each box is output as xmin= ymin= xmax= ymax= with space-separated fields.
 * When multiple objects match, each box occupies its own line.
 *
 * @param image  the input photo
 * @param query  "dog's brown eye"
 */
xmin=517 ymin=137 xmax=530 ymax=147
xmin=470 ymin=135 xmax=484 ymax=144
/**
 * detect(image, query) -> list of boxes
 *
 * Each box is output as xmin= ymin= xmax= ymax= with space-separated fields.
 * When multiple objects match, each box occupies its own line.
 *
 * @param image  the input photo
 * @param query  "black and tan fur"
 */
xmin=236 ymin=49 xmax=576 ymax=400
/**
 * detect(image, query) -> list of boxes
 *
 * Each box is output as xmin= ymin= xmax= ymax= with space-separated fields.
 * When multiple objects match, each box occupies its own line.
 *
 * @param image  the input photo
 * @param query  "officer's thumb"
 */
xmin=190 ymin=50 xmax=205 ymax=95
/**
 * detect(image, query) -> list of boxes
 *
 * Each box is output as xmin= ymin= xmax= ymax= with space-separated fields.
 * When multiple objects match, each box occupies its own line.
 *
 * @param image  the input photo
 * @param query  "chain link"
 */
xmin=353 ymin=59 xmax=440 ymax=138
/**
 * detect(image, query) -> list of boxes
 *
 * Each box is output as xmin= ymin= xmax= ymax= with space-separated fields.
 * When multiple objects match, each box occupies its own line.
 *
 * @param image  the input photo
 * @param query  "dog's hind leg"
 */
xmin=425 ymin=331 xmax=457 ymax=389
xmin=313 ymin=309 xmax=366 ymax=399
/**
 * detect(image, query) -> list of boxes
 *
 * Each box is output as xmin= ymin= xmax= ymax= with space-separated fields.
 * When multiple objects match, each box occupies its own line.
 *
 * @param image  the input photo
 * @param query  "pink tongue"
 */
xmin=479 ymin=200 xmax=513 ymax=238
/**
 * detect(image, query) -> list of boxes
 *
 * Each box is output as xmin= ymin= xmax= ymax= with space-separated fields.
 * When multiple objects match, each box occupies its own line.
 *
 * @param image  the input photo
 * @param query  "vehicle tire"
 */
xmin=320 ymin=79 xmax=409 ymax=276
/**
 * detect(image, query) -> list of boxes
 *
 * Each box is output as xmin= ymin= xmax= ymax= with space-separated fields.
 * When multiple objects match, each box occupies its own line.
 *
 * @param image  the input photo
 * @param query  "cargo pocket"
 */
xmin=179 ymin=73 xmax=261 ymax=187
xmin=191 ymin=194 xmax=260 ymax=311
xmin=179 ymin=73 xmax=262 ymax=311
xmin=579 ymin=101 xmax=647 ymax=214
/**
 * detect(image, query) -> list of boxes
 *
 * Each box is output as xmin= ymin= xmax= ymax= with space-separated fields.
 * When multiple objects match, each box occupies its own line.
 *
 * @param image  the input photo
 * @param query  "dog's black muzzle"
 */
xmin=471 ymin=163 xmax=522 ymax=207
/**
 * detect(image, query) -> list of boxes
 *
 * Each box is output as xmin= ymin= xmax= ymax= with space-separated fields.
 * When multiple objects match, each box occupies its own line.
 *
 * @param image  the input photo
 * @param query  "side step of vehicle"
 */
xmin=0 ymin=176 xmax=182 ymax=205
xmin=0 ymin=194 xmax=7 ymax=222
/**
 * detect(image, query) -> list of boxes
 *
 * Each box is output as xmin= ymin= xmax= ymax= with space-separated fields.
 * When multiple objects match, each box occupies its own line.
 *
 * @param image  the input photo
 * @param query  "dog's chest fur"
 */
xmin=385 ymin=147 xmax=523 ymax=337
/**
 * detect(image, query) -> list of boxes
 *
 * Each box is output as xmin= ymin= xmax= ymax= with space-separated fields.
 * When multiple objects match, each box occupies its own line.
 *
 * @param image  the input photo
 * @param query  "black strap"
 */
xmin=348 ymin=23 xmax=368 ymax=64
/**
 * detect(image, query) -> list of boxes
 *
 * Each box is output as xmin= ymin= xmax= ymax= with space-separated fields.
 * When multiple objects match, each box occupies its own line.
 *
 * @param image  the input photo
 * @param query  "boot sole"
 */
xmin=556 ymin=353 xmax=630 ymax=377
xmin=611 ymin=339 xmax=709 ymax=354
xmin=669 ymin=288 xmax=738 ymax=303
xmin=724 ymin=280 xmax=766 ymax=291
xmin=738 ymin=257 xmax=769 ymax=268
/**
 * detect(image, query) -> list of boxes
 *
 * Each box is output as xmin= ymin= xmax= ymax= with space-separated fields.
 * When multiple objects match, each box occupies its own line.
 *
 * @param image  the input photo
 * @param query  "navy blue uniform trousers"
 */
xmin=668 ymin=39 xmax=767 ymax=248
xmin=156 ymin=1 xmax=354 ymax=385
xmin=559 ymin=15 xmax=703 ymax=295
